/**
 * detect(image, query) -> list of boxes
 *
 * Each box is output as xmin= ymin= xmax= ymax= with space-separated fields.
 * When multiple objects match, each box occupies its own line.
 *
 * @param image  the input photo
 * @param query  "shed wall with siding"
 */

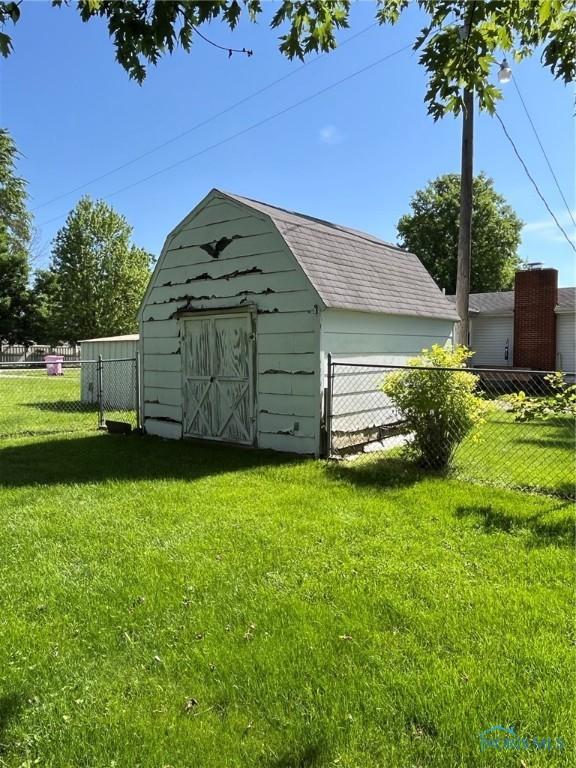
xmin=320 ymin=309 xmax=455 ymax=435
xmin=139 ymin=194 xmax=323 ymax=454
xmin=80 ymin=336 xmax=139 ymax=409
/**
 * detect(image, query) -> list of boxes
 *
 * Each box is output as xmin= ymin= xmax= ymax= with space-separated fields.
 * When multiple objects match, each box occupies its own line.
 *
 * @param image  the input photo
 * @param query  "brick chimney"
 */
xmin=513 ymin=267 xmax=558 ymax=370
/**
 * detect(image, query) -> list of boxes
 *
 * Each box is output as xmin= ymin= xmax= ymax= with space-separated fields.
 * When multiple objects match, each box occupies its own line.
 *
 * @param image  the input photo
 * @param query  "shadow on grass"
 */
xmin=488 ymin=417 xmax=574 ymax=448
xmin=23 ymin=400 xmax=98 ymax=413
xmin=269 ymin=740 xmax=328 ymax=768
xmin=0 ymin=432 xmax=303 ymax=489
xmin=323 ymin=455 xmax=428 ymax=491
xmin=456 ymin=504 xmax=575 ymax=547
xmin=0 ymin=693 xmax=24 ymax=753
xmin=516 ymin=436 xmax=575 ymax=450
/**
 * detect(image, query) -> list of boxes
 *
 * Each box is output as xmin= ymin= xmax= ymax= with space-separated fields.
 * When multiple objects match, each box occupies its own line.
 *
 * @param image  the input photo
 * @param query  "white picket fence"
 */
xmin=0 ymin=344 xmax=80 ymax=363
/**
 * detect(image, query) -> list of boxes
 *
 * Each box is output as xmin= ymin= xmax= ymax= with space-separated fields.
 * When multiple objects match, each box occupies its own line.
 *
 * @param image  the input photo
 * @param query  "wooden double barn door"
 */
xmin=182 ymin=313 xmax=255 ymax=445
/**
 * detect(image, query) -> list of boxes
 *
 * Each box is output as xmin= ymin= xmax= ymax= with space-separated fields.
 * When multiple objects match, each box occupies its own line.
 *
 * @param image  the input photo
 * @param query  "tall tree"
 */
xmin=0 ymin=128 xmax=31 ymax=343
xmin=1 ymin=1 xmax=574 ymax=116
xmin=25 ymin=269 xmax=61 ymax=345
xmin=397 ymin=173 xmax=523 ymax=295
xmin=49 ymin=197 xmax=153 ymax=343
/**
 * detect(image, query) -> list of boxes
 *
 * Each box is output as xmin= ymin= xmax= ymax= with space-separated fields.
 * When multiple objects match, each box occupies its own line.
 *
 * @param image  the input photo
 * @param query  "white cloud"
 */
xmin=523 ymin=209 xmax=576 ymax=237
xmin=523 ymin=219 xmax=555 ymax=233
xmin=318 ymin=125 xmax=343 ymax=145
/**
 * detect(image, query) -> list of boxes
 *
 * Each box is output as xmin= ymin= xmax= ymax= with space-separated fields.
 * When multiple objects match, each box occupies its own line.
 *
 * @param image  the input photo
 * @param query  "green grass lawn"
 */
xmin=0 ymin=369 xmax=96 ymax=437
xmin=0 ymin=431 xmax=573 ymax=767
xmin=454 ymin=411 xmax=575 ymax=498
xmin=2 ymin=368 xmax=573 ymax=498
xmin=0 ymin=368 xmax=135 ymax=437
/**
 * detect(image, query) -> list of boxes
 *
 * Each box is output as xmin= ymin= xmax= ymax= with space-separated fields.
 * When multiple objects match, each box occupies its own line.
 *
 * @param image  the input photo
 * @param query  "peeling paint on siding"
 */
xmin=160 ymin=266 xmax=265 ymax=288
xmin=141 ymin=195 xmax=323 ymax=455
xmin=199 ymin=234 xmax=242 ymax=258
xmin=187 ymin=266 xmax=263 ymax=282
xmin=261 ymin=369 xmax=315 ymax=375
xmin=168 ymin=288 xmax=282 ymax=317
xmin=236 ymin=288 xmax=275 ymax=297
xmin=151 ymin=416 xmax=181 ymax=424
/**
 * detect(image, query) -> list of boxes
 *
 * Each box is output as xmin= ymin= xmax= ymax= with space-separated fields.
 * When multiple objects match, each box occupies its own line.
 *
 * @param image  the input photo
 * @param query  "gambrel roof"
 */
xmin=220 ymin=191 xmax=459 ymax=321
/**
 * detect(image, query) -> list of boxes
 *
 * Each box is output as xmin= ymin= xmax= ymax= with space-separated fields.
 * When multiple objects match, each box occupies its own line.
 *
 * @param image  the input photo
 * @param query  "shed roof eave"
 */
xmin=322 ymin=302 xmax=459 ymax=322
xmin=471 ymin=311 xmax=513 ymax=318
xmin=79 ymin=334 xmax=140 ymax=343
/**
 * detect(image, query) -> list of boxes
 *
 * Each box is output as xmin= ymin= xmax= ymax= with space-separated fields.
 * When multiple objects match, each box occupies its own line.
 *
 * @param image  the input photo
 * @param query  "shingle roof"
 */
xmin=447 ymin=291 xmax=515 ymax=315
xmin=220 ymin=191 xmax=459 ymax=321
xmin=557 ymin=287 xmax=576 ymax=312
xmin=79 ymin=334 xmax=140 ymax=343
xmin=446 ymin=287 xmax=575 ymax=314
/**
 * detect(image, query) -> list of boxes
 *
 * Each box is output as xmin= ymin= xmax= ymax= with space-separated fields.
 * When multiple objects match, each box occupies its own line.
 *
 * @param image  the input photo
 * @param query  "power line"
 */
xmin=494 ymin=111 xmax=576 ymax=253
xmin=32 ymin=23 xmax=378 ymax=212
xmin=39 ymin=42 xmax=412 ymax=229
xmin=512 ymin=74 xmax=576 ymax=229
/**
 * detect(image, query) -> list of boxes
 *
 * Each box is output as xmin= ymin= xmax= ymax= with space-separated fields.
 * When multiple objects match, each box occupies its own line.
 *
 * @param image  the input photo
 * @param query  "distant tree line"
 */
xmin=0 ymin=129 xmax=153 ymax=346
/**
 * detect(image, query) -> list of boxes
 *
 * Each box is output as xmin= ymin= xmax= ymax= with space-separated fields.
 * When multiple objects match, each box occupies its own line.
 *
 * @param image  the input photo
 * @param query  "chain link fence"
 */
xmin=0 ymin=357 xmax=139 ymax=439
xmin=326 ymin=361 xmax=575 ymax=499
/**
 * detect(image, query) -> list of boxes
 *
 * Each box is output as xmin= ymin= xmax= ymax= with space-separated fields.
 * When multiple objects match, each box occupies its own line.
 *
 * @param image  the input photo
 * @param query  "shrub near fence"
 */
xmin=327 ymin=361 xmax=575 ymax=499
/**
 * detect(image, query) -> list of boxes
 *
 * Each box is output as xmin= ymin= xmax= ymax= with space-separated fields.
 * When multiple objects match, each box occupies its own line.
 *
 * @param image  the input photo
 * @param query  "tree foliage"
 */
xmin=1 ymin=1 xmax=574 ymax=116
xmin=47 ymin=197 xmax=153 ymax=343
xmin=397 ymin=173 xmax=523 ymax=295
xmin=377 ymin=0 xmax=576 ymax=118
xmin=0 ymin=128 xmax=32 ymax=343
xmin=381 ymin=345 xmax=491 ymax=469
xmin=25 ymin=269 xmax=61 ymax=346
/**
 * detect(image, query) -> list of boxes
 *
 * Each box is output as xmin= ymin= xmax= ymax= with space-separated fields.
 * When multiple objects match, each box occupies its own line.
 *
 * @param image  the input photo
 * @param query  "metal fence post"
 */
xmin=326 ymin=353 xmax=333 ymax=458
xmin=97 ymin=354 xmax=104 ymax=428
xmin=135 ymin=351 xmax=141 ymax=430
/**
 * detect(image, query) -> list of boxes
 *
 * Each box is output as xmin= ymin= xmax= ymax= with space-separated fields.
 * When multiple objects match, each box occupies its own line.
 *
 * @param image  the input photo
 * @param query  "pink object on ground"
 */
xmin=44 ymin=355 xmax=64 ymax=376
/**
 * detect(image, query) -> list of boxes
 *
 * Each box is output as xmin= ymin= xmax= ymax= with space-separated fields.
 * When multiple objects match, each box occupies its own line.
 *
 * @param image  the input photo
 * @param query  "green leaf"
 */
xmin=0 ymin=32 xmax=12 ymax=58
xmin=539 ymin=0 xmax=552 ymax=25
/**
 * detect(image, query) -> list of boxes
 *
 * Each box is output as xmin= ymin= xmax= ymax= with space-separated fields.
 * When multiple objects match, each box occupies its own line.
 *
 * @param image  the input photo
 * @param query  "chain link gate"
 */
xmin=0 ymin=357 xmax=140 ymax=439
xmin=324 ymin=357 xmax=575 ymax=499
xmin=94 ymin=356 xmax=141 ymax=432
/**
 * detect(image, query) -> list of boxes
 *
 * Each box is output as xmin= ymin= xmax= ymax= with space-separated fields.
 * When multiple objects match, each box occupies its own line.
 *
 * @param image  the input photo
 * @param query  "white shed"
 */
xmin=138 ymin=189 xmax=458 ymax=455
xmin=79 ymin=334 xmax=139 ymax=409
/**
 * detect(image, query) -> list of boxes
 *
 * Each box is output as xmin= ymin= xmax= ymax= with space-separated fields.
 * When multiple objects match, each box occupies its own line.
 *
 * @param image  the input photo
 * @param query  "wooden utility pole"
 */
xmin=455 ymin=87 xmax=474 ymax=346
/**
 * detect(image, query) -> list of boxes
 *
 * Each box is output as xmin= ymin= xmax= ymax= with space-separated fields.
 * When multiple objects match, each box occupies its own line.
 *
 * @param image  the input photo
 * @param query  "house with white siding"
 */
xmin=448 ymin=269 xmax=575 ymax=372
xmin=138 ymin=189 xmax=458 ymax=455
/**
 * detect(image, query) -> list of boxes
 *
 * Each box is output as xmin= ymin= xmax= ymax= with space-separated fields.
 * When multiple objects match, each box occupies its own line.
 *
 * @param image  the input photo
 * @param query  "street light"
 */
xmin=498 ymin=59 xmax=512 ymax=84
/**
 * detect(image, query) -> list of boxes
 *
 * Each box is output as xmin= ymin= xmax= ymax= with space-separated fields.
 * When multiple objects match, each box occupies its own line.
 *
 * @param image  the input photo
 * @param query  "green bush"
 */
xmin=504 ymin=371 xmax=576 ymax=421
xmin=381 ymin=345 xmax=490 ymax=469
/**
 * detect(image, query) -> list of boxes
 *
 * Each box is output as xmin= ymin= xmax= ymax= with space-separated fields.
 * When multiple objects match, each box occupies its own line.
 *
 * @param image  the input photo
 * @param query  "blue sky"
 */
xmin=2 ymin=1 xmax=574 ymax=286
